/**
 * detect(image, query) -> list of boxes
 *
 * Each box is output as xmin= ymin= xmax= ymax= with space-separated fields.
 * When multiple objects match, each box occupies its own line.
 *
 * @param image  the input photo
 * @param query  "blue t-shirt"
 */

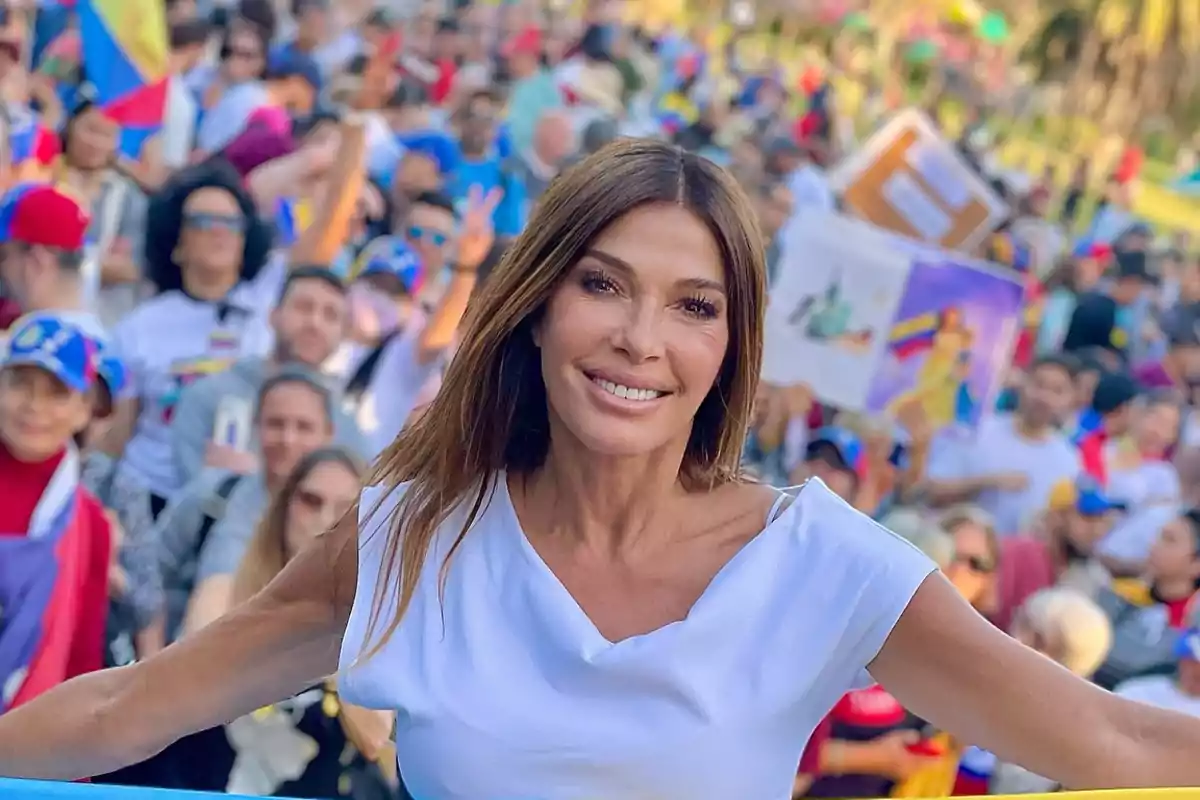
xmin=449 ymin=155 xmax=527 ymax=237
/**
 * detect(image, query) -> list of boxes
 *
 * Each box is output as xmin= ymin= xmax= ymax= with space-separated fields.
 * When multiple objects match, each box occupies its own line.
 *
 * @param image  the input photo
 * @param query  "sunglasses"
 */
xmin=227 ymin=47 xmax=262 ymax=61
xmin=406 ymin=225 xmax=449 ymax=247
xmin=184 ymin=211 xmax=246 ymax=234
xmin=954 ymin=553 xmax=996 ymax=574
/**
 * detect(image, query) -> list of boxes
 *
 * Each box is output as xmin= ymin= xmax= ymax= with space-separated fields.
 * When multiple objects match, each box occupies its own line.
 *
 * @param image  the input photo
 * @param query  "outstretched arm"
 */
xmin=0 ymin=506 xmax=360 ymax=781
xmin=872 ymin=572 xmax=1200 ymax=789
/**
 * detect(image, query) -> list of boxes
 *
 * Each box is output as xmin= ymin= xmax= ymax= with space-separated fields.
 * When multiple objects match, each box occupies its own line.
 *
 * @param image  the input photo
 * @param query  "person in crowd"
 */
xmin=102 ymin=162 xmax=277 ymax=520
xmin=202 ymin=447 xmax=395 ymax=797
xmin=1073 ymin=369 xmax=1140 ymax=483
xmin=194 ymin=19 xmax=272 ymax=157
xmin=504 ymin=25 xmax=564 ymax=156
xmin=162 ymin=19 xmax=210 ymax=173
xmin=52 ymin=99 xmax=149 ymax=326
xmin=1093 ymin=509 xmax=1200 ymax=689
xmin=167 ymin=368 xmax=339 ymax=639
xmin=939 ymin=505 xmax=1002 ymax=615
xmin=1098 ymin=393 xmax=1184 ymax=573
xmin=512 ymin=110 xmax=576 ymax=201
xmin=991 ymin=475 xmax=1117 ymax=632
xmin=789 ymin=425 xmax=864 ymax=504
xmin=269 ymin=0 xmax=331 ymax=91
xmin=924 ymin=354 xmax=1082 ymax=535
xmin=1063 ymin=250 xmax=1157 ymax=359
xmin=170 ymin=265 xmax=363 ymax=486
xmin=756 ymin=179 xmax=793 ymax=285
xmin=1117 ymin=613 xmax=1200 ymax=718
xmin=0 ymin=315 xmax=113 ymax=712
xmin=449 ymin=89 xmax=527 ymax=236
xmin=966 ymin=587 xmax=1113 ymax=795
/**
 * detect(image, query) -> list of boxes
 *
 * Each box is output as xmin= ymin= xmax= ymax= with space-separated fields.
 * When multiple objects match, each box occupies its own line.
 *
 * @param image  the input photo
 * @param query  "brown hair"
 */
xmin=233 ymin=446 xmax=365 ymax=604
xmin=359 ymin=139 xmax=767 ymax=662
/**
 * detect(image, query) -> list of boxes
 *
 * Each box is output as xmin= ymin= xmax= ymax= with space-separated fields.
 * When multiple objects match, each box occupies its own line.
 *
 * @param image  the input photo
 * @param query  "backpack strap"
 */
xmin=195 ymin=473 xmax=243 ymax=555
xmin=343 ymin=331 xmax=399 ymax=410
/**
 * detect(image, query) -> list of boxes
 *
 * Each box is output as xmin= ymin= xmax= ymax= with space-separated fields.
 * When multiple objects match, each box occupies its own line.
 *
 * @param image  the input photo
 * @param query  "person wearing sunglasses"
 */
xmin=939 ymin=505 xmax=1001 ymax=615
xmin=403 ymin=189 xmax=456 ymax=281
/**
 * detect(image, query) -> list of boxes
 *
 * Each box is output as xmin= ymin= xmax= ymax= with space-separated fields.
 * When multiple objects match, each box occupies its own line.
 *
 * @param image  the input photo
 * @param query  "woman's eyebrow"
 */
xmin=583 ymin=249 xmax=727 ymax=296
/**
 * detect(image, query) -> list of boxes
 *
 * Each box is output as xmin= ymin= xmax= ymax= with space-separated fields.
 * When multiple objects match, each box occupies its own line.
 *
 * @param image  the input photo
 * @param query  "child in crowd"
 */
xmin=0 ymin=314 xmax=112 ymax=711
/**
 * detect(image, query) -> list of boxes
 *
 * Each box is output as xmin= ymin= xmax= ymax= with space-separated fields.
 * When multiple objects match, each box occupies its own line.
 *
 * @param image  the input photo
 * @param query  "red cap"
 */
xmin=502 ymin=26 xmax=541 ymax=58
xmin=6 ymin=185 xmax=90 ymax=251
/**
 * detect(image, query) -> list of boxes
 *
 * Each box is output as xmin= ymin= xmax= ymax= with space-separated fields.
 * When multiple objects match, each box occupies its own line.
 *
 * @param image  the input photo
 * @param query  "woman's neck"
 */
xmin=61 ymin=163 xmax=106 ymax=199
xmin=1154 ymin=576 xmax=1196 ymax=602
xmin=182 ymin=266 xmax=239 ymax=301
xmin=524 ymin=433 xmax=689 ymax=557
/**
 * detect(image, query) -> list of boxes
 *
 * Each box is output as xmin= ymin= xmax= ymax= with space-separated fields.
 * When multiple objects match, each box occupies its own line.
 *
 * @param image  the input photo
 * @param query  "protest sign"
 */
xmin=828 ymin=108 xmax=1008 ymax=254
xmin=764 ymin=212 xmax=1025 ymax=432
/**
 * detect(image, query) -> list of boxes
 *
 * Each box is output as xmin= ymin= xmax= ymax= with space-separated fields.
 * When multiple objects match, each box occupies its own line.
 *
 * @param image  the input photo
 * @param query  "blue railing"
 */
xmin=0 ymin=780 xmax=299 ymax=799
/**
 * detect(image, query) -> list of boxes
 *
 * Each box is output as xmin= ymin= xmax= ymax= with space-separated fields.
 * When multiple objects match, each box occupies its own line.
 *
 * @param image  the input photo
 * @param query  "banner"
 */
xmin=763 ymin=212 xmax=1024 ymax=432
xmin=827 ymin=108 xmax=1008 ymax=254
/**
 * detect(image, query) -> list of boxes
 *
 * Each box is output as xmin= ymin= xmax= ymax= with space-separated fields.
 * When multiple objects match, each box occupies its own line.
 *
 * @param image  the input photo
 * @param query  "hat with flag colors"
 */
xmin=354 ymin=236 xmax=425 ymax=295
xmin=0 ymin=184 xmax=90 ymax=251
xmin=1 ymin=314 xmax=98 ymax=393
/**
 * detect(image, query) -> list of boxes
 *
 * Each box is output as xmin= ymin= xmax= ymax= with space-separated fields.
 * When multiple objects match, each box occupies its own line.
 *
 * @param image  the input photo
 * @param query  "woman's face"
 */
xmin=535 ymin=203 xmax=729 ymax=460
xmin=223 ymin=27 xmax=266 ymax=83
xmin=284 ymin=460 xmax=360 ymax=558
xmin=257 ymin=383 xmax=333 ymax=483
xmin=1149 ymin=517 xmax=1198 ymax=582
xmin=1135 ymin=402 xmax=1180 ymax=456
xmin=179 ymin=187 xmax=246 ymax=277
xmin=945 ymin=520 xmax=996 ymax=609
xmin=68 ymin=108 xmax=120 ymax=170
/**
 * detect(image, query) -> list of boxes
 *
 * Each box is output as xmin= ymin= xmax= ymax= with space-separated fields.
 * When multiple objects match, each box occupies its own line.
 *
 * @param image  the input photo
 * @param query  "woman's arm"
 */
xmin=0 ymin=506 xmax=359 ymax=781
xmin=872 ymin=572 xmax=1200 ymax=789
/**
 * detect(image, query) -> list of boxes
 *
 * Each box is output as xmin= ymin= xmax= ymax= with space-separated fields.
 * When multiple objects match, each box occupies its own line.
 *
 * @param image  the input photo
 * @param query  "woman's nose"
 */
xmin=614 ymin=303 xmax=664 ymax=363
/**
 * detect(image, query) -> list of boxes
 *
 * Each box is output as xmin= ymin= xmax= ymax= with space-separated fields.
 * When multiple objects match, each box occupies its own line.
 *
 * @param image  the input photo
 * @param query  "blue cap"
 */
xmin=354 ymin=236 xmax=424 ymax=294
xmin=2 ymin=314 xmax=97 ymax=392
xmin=266 ymin=44 xmax=323 ymax=91
xmin=1174 ymin=628 xmax=1200 ymax=661
xmin=1050 ymin=475 xmax=1123 ymax=516
xmin=806 ymin=426 xmax=865 ymax=475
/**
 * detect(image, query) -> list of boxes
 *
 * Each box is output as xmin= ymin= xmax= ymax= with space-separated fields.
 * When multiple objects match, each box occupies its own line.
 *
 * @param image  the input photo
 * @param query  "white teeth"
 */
xmin=592 ymin=377 xmax=663 ymax=402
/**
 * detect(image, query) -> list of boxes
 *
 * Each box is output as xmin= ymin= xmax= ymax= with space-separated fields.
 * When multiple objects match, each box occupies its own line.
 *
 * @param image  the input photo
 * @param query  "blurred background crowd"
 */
xmin=3 ymin=0 xmax=1200 ymax=797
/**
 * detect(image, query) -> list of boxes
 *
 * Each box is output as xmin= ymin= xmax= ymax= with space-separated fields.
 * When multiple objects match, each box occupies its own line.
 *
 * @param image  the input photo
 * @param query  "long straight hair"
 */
xmin=359 ymin=139 xmax=767 ymax=661
xmin=233 ymin=446 xmax=365 ymax=604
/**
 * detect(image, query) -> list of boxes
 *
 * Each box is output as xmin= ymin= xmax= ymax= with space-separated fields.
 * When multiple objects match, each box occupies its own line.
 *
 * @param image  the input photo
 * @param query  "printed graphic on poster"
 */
xmin=867 ymin=259 xmax=1025 ymax=430
xmin=827 ymin=108 xmax=1008 ymax=253
xmin=765 ymin=213 xmax=1025 ymax=431
xmin=763 ymin=213 xmax=912 ymax=410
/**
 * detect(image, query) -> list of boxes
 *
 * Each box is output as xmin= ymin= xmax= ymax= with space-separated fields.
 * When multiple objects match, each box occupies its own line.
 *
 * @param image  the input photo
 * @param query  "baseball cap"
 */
xmin=501 ymin=26 xmax=542 ymax=59
xmin=0 ymin=184 xmax=90 ymax=251
xmin=267 ymin=46 xmax=323 ymax=92
xmin=1047 ymin=475 xmax=1123 ymax=517
xmin=1091 ymin=371 xmax=1139 ymax=414
xmin=805 ymin=426 xmax=865 ymax=475
xmin=354 ymin=236 xmax=424 ymax=295
xmin=2 ymin=314 xmax=97 ymax=393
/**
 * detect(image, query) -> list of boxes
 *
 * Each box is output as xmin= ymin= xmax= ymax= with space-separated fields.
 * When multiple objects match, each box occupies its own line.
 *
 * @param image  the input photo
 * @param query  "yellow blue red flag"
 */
xmin=77 ymin=0 xmax=169 ymax=158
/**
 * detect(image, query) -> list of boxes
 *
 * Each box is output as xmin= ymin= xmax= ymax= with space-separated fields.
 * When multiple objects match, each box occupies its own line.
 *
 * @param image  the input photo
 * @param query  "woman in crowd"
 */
xmin=219 ymin=447 xmax=394 ymax=799
xmin=7 ymin=141 xmax=1200 ymax=796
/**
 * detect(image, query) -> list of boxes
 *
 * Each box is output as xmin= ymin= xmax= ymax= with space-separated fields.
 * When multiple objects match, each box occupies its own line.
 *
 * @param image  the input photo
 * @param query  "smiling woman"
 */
xmin=9 ymin=141 xmax=1200 ymax=798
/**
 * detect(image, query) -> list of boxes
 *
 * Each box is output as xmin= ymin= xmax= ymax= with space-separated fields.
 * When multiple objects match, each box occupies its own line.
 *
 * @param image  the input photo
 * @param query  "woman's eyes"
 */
xmin=579 ymin=270 xmax=619 ymax=295
xmin=578 ymin=269 xmax=720 ymax=320
xmin=680 ymin=295 xmax=719 ymax=320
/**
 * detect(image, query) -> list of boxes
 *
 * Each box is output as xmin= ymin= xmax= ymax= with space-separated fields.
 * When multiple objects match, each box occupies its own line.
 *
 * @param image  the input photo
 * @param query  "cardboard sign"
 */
xmin=828 ymin=109 xmax=1008 ymax=254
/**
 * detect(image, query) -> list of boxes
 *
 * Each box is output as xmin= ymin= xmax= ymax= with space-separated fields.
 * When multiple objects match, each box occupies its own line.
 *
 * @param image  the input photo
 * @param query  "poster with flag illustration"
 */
xmin=763 ymin=212 xmax=1024 ymax=432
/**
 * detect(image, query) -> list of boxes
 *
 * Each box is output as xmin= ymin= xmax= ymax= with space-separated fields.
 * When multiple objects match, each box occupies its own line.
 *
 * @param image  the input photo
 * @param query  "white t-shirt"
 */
xmin=112 ymin=258 xmax=287 ymax=497
xmin=1116 ymin=674 xmax=1200 ymax=718
xmin=339 ymin=478 xmax=935 ymax=799
xmin=926 ymin=414 xmax=1082 ymax=536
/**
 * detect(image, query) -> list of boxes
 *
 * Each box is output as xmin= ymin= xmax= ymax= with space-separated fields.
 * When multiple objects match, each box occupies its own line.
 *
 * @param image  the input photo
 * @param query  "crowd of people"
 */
xmin=1 ymin=0 xmax=1200 ymax=797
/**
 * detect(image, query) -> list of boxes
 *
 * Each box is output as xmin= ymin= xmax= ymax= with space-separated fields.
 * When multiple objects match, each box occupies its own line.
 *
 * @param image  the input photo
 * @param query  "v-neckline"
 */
xmin=499 ymin=475 xmax=803 ymax=652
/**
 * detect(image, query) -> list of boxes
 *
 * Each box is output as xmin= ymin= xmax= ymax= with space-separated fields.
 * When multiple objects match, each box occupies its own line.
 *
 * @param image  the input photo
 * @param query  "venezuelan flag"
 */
xmin=889 ymin=311 xmax=940 ymax=360
xmin=274 ymin=196 xmax=314 ymax=247
xmin=77 ymin=0 xmax=169 ymax=159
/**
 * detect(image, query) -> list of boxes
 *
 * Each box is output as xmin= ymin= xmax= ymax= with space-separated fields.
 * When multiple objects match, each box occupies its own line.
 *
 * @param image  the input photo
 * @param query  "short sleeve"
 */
xmin=794 ymin=481 xmax=937 ymax=679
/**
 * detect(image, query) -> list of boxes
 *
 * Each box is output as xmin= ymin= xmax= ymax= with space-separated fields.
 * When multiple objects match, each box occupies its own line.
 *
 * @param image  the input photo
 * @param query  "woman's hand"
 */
xmin=869 ymin=730 xmax=942 ymax=780
xmin=0 ymin=505 xmax=359 ymax=780
xmin=456 ymin=184 xmax=502 ymax=270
